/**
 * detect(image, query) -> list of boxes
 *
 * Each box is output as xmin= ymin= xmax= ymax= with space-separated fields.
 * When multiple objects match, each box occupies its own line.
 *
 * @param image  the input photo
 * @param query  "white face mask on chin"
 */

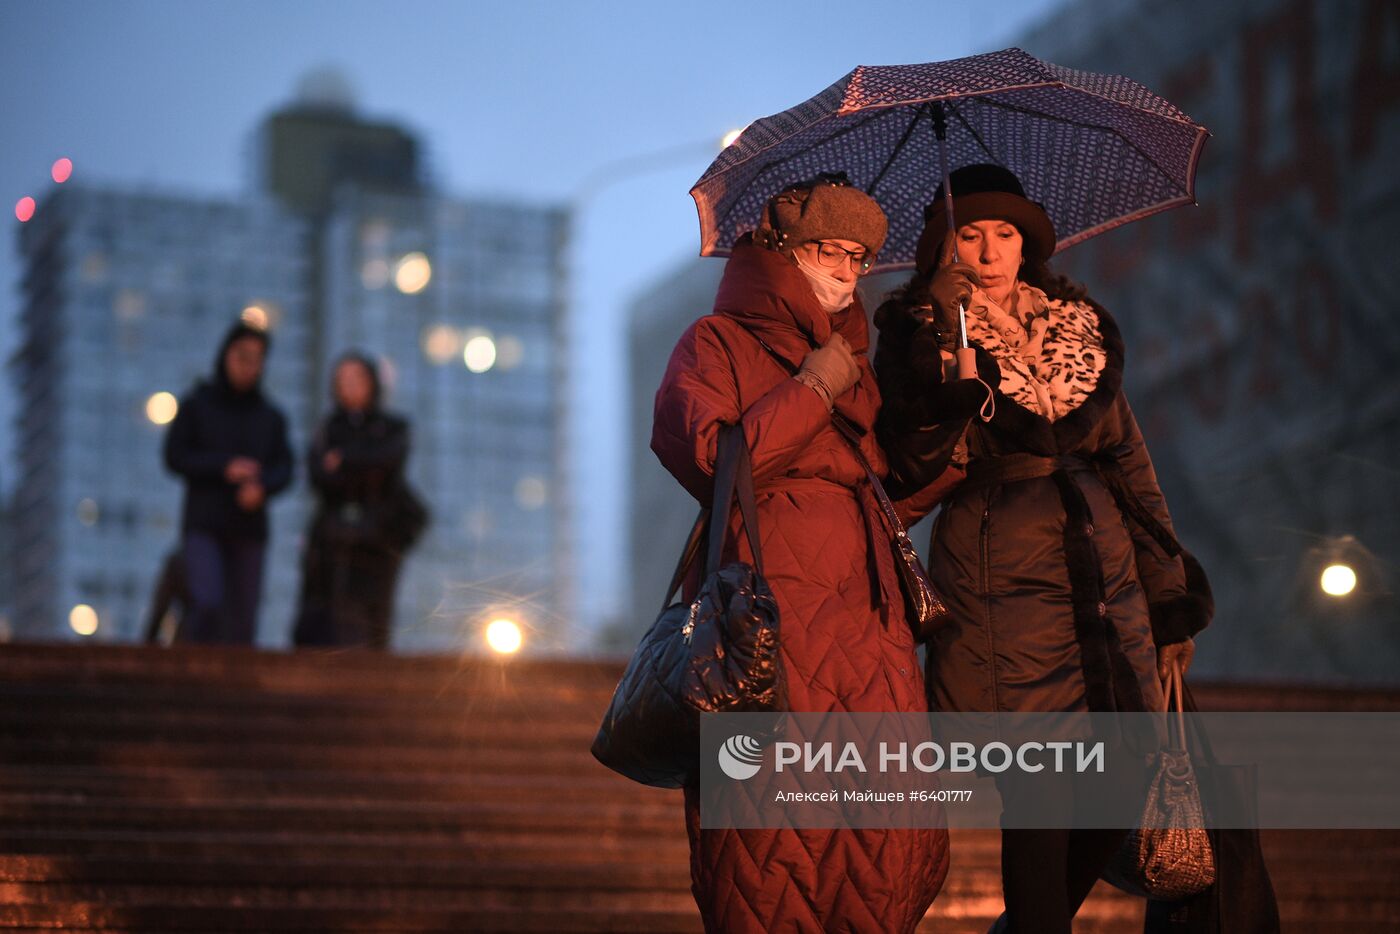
xmin=793 ymin=252 xmax=858 ymax=314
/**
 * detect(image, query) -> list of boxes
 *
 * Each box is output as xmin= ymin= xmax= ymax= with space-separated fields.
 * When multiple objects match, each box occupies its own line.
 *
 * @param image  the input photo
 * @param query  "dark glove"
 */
xmin=919 ymin=263 xmax=982 ymax=332
xmin=873 ymin=300 xmax=944 ymax=388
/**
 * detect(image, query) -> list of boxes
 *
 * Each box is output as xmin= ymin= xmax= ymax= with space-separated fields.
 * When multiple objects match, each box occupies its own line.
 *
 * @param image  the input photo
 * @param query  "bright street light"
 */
xmin=1320 ymin=563 xmax=1357 ymax=598
xmin=485 ymin=617 xmax=524 ymax=655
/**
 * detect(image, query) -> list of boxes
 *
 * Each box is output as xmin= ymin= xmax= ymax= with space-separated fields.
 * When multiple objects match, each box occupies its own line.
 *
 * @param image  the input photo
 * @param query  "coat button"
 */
xmin=1084 ymin=523 xmax=1095 ymax=537
xmin=1096 ymin=601 xmax=1108 ymax=617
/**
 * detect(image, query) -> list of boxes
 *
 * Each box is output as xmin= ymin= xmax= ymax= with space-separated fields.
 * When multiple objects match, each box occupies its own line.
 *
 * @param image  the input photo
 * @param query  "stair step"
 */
xmin=1 ymin=644 xmax=1397 ymax=932
xmin=0 ymin=903 xmax=704 ymax=932
xmin=0 ymin=829 xmax=691 ymax=865
xmin=0 ymin=738 xmax=609 ymax=774
xmin=0 ymin=766 xmax=658 ymax=804
xmin=0 ymin=796 xmax=680 ymax=836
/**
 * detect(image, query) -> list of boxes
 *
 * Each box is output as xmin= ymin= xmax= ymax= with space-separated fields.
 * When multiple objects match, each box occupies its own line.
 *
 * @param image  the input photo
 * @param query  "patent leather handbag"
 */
xmin=830 ymin=412 xmax=951 ymax=641
xmin=591 ymin=424 xmax=784 ymax=788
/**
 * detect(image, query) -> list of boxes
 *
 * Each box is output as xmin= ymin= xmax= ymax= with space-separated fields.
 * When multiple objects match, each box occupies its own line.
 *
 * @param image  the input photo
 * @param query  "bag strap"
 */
xmin=1177 ymin=675 xmax=1221 ymax=769
xmin=1162 ymin=656 xmax=1188 ymax=749
xmin=660 ymin=507 xmax=709 ymax=614
xmin=744 ymin=331 xmax=912 ymax=541
xmin=706 ymin=423 xmax=764 ymax=579
xmin=658 ymin=425 xmax=764 ymax=612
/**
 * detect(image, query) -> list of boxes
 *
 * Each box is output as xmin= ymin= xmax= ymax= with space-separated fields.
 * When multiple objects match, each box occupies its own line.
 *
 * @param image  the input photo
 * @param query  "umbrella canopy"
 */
xmin=691 ymin=48 xmax=1209 ymax=272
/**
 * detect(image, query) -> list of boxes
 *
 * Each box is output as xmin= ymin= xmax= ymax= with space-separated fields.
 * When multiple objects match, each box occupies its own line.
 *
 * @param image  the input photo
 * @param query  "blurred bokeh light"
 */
xmin=463 ymin=334 xmax=497 ymax=373
xmin=421 ymin=324 xmax=460 ymax=365
xmin=76 ymin=498 xmax=100 ymax=527
xmin=145 ymin=391 xmax=179 ymax=425
xmin=241 ymin=304 xmax=270 ymax=330
xmin=394 ymin=252 xmax=431 ymax=294
xmin=68 ymin=604 xmax=99 ymax=637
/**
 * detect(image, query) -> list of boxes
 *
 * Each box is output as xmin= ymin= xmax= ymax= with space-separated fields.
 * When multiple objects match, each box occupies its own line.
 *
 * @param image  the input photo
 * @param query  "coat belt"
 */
xmin=960 ymin=452 xmax=1182 ymax=557
xmin=955 ymin=451 xmax=1161 ymax=713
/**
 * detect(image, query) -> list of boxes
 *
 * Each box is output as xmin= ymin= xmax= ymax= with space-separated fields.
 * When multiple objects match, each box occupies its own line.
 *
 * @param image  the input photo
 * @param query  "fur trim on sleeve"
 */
xmin=1149 ymin=550 xmax=1214 ymax=647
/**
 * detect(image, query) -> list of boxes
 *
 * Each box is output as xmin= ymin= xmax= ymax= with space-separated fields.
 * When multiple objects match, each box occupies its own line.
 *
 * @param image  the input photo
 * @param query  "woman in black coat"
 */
xmin=873 ymin=165 xmax=1213 ymax=933
xmin=293 ymin=353 xmax=424 ymax=649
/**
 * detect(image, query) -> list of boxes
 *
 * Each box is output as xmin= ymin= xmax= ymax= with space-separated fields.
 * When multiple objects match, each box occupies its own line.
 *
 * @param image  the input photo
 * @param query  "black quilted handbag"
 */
xmin=591 ymin=423 xmax=785 ymax=788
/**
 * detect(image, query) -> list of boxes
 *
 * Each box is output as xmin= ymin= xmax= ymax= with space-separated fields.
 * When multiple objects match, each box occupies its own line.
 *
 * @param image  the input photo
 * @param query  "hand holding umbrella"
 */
xmin=927 ymin=235 xmax=982 ymax=380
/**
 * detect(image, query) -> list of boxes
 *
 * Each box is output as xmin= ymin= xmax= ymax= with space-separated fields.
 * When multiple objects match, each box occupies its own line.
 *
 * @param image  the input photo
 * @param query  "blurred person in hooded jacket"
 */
xmin=293 ymin=352 xmax=425 ymax=650
xmin=163 ymin=321 xmax=293 ymax=645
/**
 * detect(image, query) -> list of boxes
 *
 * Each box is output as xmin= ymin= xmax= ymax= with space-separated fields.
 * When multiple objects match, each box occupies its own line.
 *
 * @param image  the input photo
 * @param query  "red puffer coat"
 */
xmin=651 ymin=239 xmax=949 ymax=932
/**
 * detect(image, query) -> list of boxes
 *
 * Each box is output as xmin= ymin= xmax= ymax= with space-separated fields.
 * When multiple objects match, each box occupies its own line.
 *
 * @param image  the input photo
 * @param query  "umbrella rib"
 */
xmin=973 ymin=95 xmax=1189 ymax=197
xmin=868 ymin=103 xmax=930 ymax=198
xmin=746 ymin=107 xmax=900 ymax=191
xmin=944 ymin=100 xmax=998 ymax=164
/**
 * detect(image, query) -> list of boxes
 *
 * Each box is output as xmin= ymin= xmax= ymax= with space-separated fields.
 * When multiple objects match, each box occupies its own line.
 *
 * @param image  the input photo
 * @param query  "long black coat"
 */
xmin=294 ymin=409 xmax=416 ymax=648
xmin=163 ymin=381 xmax=292 ymax=543
xmin=875 ymin=293 xmax=1211 ymax=714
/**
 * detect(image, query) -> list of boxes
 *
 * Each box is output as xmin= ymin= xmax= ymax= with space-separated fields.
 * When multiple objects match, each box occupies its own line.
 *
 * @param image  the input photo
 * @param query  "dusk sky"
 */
xmin=1 ymin=0 xmax=1064 ymax=637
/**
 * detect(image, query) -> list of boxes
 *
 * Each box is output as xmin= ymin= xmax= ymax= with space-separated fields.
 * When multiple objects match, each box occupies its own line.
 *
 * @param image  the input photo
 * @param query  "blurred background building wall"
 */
xmin=615 ymin=259 xmax=722 ymax=652
xmin=1017 ymin=0 xmax=1400 ymax=682
xmin=7 ymin=83 xmax=570 ymax=651
xmin=622 ymin=0 xmax=1400 ymax=683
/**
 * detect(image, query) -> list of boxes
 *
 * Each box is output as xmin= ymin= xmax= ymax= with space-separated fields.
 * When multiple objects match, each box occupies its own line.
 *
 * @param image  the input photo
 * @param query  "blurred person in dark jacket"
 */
xmin=163 ymin=321 xmax=293 ymax=645
xmin=293 ymin=352 xmax=426 ymax=650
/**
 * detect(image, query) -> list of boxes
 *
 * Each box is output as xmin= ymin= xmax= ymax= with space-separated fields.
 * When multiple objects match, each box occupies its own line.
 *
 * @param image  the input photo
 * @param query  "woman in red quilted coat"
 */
xmin=651 ymin=175 xmax=949 ymax=932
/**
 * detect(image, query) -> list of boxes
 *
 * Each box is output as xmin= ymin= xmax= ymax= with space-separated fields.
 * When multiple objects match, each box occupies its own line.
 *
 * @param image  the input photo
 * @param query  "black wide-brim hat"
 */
xmin=914 ymin=163 xmax=1057 ymax=275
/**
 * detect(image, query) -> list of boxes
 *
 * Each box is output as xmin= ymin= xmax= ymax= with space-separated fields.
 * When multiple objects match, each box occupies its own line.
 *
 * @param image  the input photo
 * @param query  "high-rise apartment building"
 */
xmin=7 ymin=87 xmax=569 ymax=651
xmin=8 ymin=189 xmax=312 ymax=642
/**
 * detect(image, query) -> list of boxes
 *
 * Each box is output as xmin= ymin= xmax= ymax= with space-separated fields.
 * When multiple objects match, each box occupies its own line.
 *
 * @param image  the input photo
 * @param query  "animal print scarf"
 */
xmin=964 ymin=281 xmax=1106 ymax=422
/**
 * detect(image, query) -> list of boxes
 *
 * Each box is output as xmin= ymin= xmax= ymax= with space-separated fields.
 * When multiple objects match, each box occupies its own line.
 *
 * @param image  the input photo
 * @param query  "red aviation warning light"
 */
xmin=51 ymin=158 xmax=73 ymax=184
xmin=15 ymin=197 xmax=35 ymax=222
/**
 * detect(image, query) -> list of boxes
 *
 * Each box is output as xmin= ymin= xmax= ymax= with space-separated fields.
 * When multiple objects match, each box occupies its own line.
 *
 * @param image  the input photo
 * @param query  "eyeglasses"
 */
xmin=807 ymin=240 xmax=875 ymax=274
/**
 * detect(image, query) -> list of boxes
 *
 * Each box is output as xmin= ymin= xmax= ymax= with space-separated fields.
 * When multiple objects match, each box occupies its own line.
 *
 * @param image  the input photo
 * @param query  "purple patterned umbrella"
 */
xmin=690 ymin=48 xmax=1209 ymax=272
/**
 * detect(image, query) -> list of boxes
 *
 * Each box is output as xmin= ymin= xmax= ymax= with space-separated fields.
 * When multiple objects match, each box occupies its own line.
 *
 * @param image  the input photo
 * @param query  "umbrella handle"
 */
xmin=956 ymin=347 xmax=978 ymax=380
xmin=956 ymin=301 xmax=977 ymax=380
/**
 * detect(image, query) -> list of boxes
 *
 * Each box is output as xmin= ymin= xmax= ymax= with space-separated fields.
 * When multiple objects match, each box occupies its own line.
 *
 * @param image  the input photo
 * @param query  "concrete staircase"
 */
xmin=0 ymin=643 xmax=1395 ymax=932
